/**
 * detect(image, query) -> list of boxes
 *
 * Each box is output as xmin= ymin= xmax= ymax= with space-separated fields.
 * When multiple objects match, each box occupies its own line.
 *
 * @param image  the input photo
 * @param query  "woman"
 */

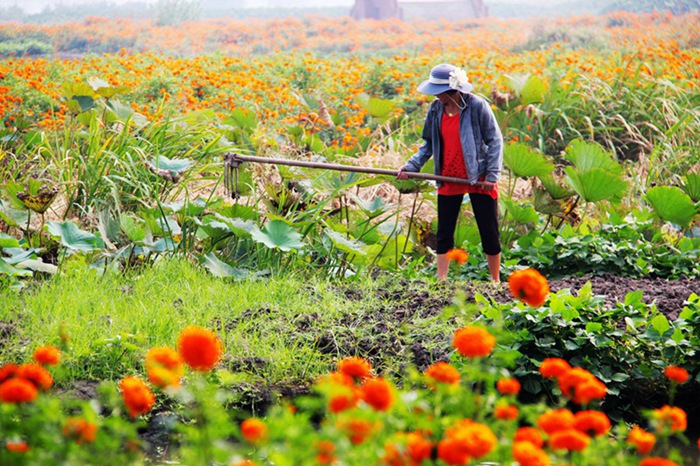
xmin=397 ymin=63 xmax=503 ymax=283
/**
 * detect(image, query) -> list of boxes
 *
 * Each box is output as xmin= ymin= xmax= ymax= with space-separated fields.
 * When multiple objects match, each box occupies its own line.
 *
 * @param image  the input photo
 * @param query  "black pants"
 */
xmin=436 ymin=193 xmax=501 ymax=255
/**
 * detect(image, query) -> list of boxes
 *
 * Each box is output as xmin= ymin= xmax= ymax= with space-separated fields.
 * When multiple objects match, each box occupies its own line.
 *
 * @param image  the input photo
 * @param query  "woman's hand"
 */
xmin=396 ymin=166 xmax=409 ymax=180
xmin=480 ymin=180 xmax=497 ymax=191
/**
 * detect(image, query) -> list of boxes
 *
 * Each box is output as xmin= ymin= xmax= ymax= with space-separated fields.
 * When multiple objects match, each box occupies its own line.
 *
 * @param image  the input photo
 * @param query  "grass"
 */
xmin=0 ymin=258 xmax=455 ymax=389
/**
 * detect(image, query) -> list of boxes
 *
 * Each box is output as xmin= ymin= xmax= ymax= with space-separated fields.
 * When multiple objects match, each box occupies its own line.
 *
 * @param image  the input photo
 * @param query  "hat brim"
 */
xmin=417 ymin=80 xmax=473 ymax=95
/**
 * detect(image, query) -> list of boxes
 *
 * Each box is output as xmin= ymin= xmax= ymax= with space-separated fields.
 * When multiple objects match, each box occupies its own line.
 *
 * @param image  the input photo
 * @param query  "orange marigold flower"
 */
xmin=537 ymin=408 xmax=575 ymax=434
xmin=337 ymin=356 xmax=372 ymax=379
xmin=445 ymin=421 xmax=497 ymax=459
xmin=340 ymin=418 xmax=377 ymax=445
xmin=0 ymin=363 xmax=18 ymax=384
xmin=119 ymin=376 xmax=155 ymax=418
xmin=315 ymin=440 xmax=337 ymax=465
xmin=425 ymin=362 xmax=461 ymax=386
xmin=437 ymin=436 xmax=471 ymax=465
xmin=639 ymin=458 xmax=678 ymax=466
xmin=664 ymin=366 xmax=689 ymax=384
xmin=241 ymin=418 xmax=268 ymax=444
xmin=33 ymin=345 xmax=61 ymax=366
xmin=146 ymin=346 xmax=184 ymax=388
xmin=627 ymin=426 xmax=656 ymax=455
xmin=0 ymin=378 xmax=38 ymax=403
xmin=496 ymin=377 xmax=521 ymax=395
xmin=573 ymin=410 xmax=611 ymax=437
xmin=6 ymin=440 xmax=28 ymax=453
xmin=360 ymin=377 xmax=394 ymax=411
xmin=514 ymin=427 xmax=544 ymax=448
xmin=508 ymin=268 xmax=550 ymax=307
xmin=406 ymin=431 xmax=433 ymax=462
xmin=177 ymin=326 xmax=223 ymax=372
xmin=453 ymin=326 xmax=496 ymax=358
xmin=446 ymin=248 xmax=469 ymax=265
xmin=652 ymin=405 xmax=687 ymax=433
xmin=328 ymin=389 xmax=359 ymax=414
xmin=558 ymin=367 xmax=606 ymax=404
xmin=495 ymin=404 xmax=519 ymax=420
xmin=548 ymin=428 xmax=590 ymax=451
xmin=62 ymin=417 xmax=98 ymax=444
xmin=319 ymin=371 xmax=355 ymax=388
xmin=16 ymin=363 xmax=53 ymax=391
xmin=512 ymin=441 xmax=551 ymax=466
xmin=539 ymin=358 xmax=571 ymax=379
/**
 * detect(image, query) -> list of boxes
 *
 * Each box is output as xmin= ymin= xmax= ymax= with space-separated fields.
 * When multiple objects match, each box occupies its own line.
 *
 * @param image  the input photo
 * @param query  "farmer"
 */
xmin=397 ymin=63 xmax=503 ymax=283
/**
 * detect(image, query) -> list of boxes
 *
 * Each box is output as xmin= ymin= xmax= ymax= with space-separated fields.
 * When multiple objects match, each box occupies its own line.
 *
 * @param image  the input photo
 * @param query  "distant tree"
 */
xmin=154 ymin=0 xmax=203 ymax=26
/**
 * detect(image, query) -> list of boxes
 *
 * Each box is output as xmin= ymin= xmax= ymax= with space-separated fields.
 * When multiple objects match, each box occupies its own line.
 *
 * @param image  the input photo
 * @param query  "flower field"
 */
xmin=0 ymin=7 xmax=699 ymax=466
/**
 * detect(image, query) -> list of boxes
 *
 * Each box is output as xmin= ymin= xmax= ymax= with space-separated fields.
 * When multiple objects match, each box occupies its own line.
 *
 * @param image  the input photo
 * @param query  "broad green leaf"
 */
xmin=671 ymin=328 xmax=684 ymax=344
xmin=0 ymin=199 xmax=29 ymax=226
xmin=17 ymin=259 xmax=58 ymax=274
xmin=60 ymin=82 xmax=97 ymax=100
xmin=357 ymin=94 xmax=397 ymax=122
xmin=645 ymin=186 xmax=696 ymax=228
xmin=565 ymin=167 xmax=628 ymax=203
xmin=226 ymin=107 xmax=258 ymax=130
xmin=520 ymin=75 xmax=547 ymax=105
xmin=540 ymin=175 xmax=574 ymax=199
xmin=0 ymin=257 xmax=32 ymax=277
xmin=651 ymin=314 xmax=671 ymax=335
xmin=45 ymin=221 xmax=101 ymax=251
xmin=149 ymin=155 xmax=194 ymax=175
xmin=73 ymin=96 xmax=96 ymax=112
xmin=202 ymin=253 xmax=248 ymax=279
xmin=503 ymin=143 xmax=554 ymax=178
xmin=251 ymin=220 xmax=305 ymax=251
xmin=586 ymin=322 xmax=603 ymax=333
xmin=502 ymin=198 xmax=539 ymax=224
xmin=214 ymin=214 xmax=259 ymax=238
xmin=120 ymin=213 xmax=149 ymax=242
xmin=324 ymin=229 xmax=366 ymax=256
xmin=107 ymin=100 xmax=148 ymax=126
xmin=564 ymin=139 xmax=621 ymax=174
xmin=624 ymin=290 xmax=644 ymax=306
xmin=680 ymin=173 xmax=700 ymax=202
xmin=0 ymin=233 xmax=20 ymax=248
xmin=533 ymin=187 xmax=563 ymax=215
xmin=353 ymin=195 xmax=390 ymax=219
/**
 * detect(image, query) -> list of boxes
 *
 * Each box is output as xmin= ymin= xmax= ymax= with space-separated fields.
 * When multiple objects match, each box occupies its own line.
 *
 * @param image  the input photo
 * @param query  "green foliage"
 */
xmin=645 ymin=186 xmax=698 ymax=229
xmin=503 ymin=142 xmax=554 ymax=178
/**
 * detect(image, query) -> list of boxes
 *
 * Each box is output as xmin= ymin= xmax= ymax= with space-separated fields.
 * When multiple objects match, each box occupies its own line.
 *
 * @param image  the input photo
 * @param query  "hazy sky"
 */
xmin=3 ymin=0 xmax=566 ymax=14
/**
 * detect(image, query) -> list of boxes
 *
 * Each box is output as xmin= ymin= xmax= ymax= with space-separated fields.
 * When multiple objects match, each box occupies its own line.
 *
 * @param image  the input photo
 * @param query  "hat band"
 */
xmin=428 ymin=76 xmax=450 ymax=85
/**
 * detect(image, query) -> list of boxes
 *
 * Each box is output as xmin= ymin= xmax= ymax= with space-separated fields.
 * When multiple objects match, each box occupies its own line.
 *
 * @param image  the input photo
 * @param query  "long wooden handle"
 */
xmin=226 ymin=153 xmax=485 ymax=187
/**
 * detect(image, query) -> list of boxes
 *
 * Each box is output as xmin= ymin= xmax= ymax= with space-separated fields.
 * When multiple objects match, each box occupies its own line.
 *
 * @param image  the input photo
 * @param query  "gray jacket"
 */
xmin=403 ymin=93 xmax=503 ymax=186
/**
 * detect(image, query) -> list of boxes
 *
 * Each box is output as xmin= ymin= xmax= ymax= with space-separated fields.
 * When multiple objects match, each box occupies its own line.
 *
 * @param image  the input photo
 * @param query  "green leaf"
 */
xmin=624 ymin=290 xmax=644 ymax=306
xmin=645 ymin=186 xmax=697 ymax=229
xmin=45 ymin=221 xmax=101 ymax=251
xmin=202 ymin=253 xmax=248 ymax=279
xmin=0 ymin=257 xmax=32 ymax=277
xmin=149 ymin=155 xmax=194 ymax=175
xmin=539 ymin=175 xmax=574 ymax=199
xmin=0 ymin=233 xmax=20 ymax=248
xmin=251 ymin=220 xmax=305 ymax=251
xmin=324 ymin=229 xmax=366 ymax=256
xmin=60 ymin=82 xmax=97 ymax=100
xmin=120 ymin=213 xmax=149 ymax=243
xmin=226 ymin=107 xmax=258 ymax=130
xmin=564 ymin=139 xmax=621 ymax=175
xmin=586 ymin=322 xmax=603 ymax=333
xmin=502 ymin=198 xmax=539 ymax=224
xmin=503 ymin=143 xmax=554 ymax=178
xmin=520 ymin=75 xmax=547 ymax=105
xmin=680 ymin=173 xmax=700 ymax=202
xmin=565 ymin=167 xmax=628 ymax=203
xmin=357 ymin=94 xmax=397 ymax=123
xmin=651 ymin=314 xmax=671 ymax=335
xmin=352 ymin=195 xmax=390 ymax=219
xmin=671 ymin=328 xmax=684 ymax=344
xmin=533 ymin=187 xmax=563 ymax=215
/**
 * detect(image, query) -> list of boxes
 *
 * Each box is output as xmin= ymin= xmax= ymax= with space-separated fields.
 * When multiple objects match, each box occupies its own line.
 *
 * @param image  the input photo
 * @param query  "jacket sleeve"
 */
xmin=478 ymin=100 xmax=503 ymax=183
xmin=403 ymin=106 xmax=435 ymax=173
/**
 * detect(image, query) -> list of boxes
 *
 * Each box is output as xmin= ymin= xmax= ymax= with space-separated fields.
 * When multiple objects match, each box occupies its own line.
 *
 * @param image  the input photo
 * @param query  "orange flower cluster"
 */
xmin=627 ymin=426 xmax=656 ymax=455
xmin=508 ymin=268 xmax=550 ymax=307
xmin=381 ymin=431 xmax=432 ymax=466
xmin=496 ymin=377 xmax=521 ymax=395
xmin=33 ymin=345 xmax=61 ymax=366
xmin=544 ymin=365 xmax=607 ymax=405
xmin=177 ymin=325 xmax=223 ymax=372
xmin=424 ymin=362 xmax=460 ymax=386
xmin=338 ymin=356 xmax=372 ymax=379
xmin=338 ymin=418 xmax=379 ymax=445
xmin=145 ymin=346 xmax=184 ymax=388
xmin=119 ymin=376 xmax=156 ymax=418
xmin=6 ymin=440 xmax=29 ymax=453
xmin=438 ymin=419 xmax=497 ymax=465
xmin=360 ymin=376 xmax=395 ymax=412
xmin=539 ymin=358 xmax=571 ymax=379
xmin=494 ymin=404 xmax=519 ymax=420
xmin=0 ymin=360 xmax=55 ymax=404
xmin=445 ymin=248 xmax=468 ymax=265
xmin=640 ymin=459 xmax=678 ymax=466
xmin=652 ymin=405 xmax=687 ymax=433
xmin=663 ymin=365 xmax=689 ymax=384
xmin=241 ymin=418 xmax=268 ymax=444
xmin=62 ymin=417 xmax=98 ymax=444
xmin=452 ymin=326 xmax=496 ymax=358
